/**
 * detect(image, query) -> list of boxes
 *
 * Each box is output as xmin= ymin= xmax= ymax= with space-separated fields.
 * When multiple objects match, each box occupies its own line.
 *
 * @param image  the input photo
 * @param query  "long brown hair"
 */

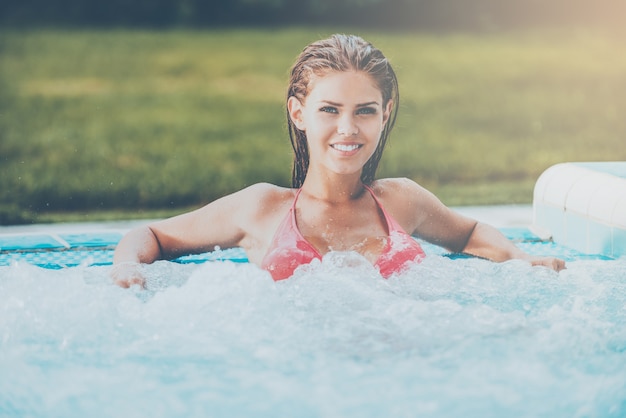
xmin=286 ymin=34 xmax=399 ymax=188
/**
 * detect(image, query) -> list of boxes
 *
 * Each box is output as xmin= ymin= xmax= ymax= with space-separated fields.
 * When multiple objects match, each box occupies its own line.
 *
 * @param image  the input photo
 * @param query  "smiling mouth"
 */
xmin=331 ymin=144 xmax=362 ymax=152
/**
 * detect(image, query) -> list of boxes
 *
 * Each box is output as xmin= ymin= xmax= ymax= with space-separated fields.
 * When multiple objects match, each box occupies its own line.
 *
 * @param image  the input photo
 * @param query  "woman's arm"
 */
xmin=111 ymin=204 xmax=245 ymax=288
xmin=462 ymin=222 xmax=566 ymax=270
xmin=381 ymin=178 xmax=566 ymax=271
xmin=111 ymin=225 xmax=164 ymax=288
xmin=111 ymin=183 xmax=277 ymax=287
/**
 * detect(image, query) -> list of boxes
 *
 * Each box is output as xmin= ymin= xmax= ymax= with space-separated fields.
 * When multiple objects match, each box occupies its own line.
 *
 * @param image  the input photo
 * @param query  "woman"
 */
xmin=113 ymin=34 xmax=565 ymax=287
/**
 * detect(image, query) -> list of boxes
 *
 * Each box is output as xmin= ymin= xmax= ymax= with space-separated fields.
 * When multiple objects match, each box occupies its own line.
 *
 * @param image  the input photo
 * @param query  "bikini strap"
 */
xmin=362 ymin=184 xmax=402 ymax=233
xmin=292 ymin=188 xmax=303 ymax=210
xmin=362 ymin=184 xmax=386 ymax=215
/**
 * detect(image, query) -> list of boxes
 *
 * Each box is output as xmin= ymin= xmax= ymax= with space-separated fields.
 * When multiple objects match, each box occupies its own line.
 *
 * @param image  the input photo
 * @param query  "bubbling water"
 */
xmin=1 ymin=254 xmax=625 ymax=417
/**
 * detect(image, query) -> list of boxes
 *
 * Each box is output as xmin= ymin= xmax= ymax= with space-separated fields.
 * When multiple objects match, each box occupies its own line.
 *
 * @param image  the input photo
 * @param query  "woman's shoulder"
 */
xmin=237 ymin=182 xmax=295 ymax=203
xmin=369 ymin=178 xmax=439 ymax=230
xmin=234 ymin=184 xmax=297 ymax=251
xmin=233 ymin=183 xmax=296 ymax=219
xmin=370 ymin=177 xmax=429 ymax=201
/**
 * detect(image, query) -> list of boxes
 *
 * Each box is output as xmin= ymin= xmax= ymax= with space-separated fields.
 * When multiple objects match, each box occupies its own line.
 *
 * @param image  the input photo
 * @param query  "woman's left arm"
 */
xmin=387 ymin=178 xmax=566 ymax=272
xmin=462 ymin=222 xmax=566 ymax=271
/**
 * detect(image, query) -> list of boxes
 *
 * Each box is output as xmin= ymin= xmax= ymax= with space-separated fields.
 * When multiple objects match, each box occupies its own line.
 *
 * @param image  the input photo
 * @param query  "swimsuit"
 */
xmin=262 ymin=185 xmax=425 ymax=280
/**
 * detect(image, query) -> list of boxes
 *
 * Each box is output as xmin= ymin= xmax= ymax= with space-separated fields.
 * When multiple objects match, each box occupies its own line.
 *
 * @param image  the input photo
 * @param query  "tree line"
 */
xmin=1 ymin=0 xmax=623 ymax=30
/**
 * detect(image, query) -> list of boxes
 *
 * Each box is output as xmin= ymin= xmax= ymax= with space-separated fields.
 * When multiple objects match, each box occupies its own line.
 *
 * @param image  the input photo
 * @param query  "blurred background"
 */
xmin=2 ymin=0 xmax=624 ymax=29
xmin=1 ymin=0 xmax=625 ymax=224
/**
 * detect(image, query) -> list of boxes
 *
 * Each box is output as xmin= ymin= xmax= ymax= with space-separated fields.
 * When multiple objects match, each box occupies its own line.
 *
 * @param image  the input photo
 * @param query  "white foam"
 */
xmin=1 ymin=256 xmax=625 ymax=417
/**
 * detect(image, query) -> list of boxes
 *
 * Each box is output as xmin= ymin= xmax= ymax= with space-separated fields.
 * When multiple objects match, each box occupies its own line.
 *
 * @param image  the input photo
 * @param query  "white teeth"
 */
xmin=332 ymin=144 xmax=360 ymax=152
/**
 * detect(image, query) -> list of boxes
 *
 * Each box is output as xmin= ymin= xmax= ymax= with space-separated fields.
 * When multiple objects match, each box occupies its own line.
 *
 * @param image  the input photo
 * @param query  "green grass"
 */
xmin=1 ymin=28 xmax=625 ymax=224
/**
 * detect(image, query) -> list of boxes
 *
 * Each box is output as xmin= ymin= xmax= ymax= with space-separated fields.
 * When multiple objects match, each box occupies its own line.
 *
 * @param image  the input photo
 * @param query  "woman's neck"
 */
xmin=300 ymin=173 xmax=366 ymax=203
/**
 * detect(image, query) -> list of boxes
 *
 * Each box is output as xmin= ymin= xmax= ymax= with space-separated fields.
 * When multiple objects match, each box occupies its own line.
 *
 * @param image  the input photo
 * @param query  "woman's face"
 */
xmin=288 ymin=71 xmax=392 ymax=179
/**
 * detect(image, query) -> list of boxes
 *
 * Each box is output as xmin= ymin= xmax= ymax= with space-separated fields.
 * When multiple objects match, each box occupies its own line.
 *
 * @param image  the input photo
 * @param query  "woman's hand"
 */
xmin=525 ymin=255 xmax=567 ymax=272
xmin=111 ymin=262 xmax=146 ymax=288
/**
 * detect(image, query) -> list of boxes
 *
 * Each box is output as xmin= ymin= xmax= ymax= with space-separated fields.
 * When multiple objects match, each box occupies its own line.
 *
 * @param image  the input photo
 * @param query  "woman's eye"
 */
xmin=319 ymin=106 xmax=338 ymax=114
xmin=357 ymin=107 xmax=376 ymax=115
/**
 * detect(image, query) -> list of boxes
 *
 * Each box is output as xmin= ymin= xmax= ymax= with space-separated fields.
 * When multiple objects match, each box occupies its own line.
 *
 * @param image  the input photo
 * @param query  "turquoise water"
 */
xmin=0 ymin=230 xmax=625 ymax=417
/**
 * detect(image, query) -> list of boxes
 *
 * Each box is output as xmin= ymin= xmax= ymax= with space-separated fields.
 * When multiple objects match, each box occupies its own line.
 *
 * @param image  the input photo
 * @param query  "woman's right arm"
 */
xmin=111 ymin=225 xmax=165 ymax=288
xmin=111 ymin=183 xmax=278 ymax=288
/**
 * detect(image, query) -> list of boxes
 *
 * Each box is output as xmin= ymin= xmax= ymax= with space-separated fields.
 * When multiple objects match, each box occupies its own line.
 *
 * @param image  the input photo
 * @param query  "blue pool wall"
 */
xmin=533 ymin=162 xmax=626 ymax=258
xmin=0 ymin=226 xmax=614 ymax=269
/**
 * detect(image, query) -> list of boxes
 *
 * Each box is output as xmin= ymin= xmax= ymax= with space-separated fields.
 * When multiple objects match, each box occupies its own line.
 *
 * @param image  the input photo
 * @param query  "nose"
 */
xmin=337 ymin=115 xmax=359 ymax=136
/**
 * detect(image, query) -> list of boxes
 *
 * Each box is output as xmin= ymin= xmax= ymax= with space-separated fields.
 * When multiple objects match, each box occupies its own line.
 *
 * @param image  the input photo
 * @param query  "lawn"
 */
xmin=1 ymin=28 xmax=625 ymax=224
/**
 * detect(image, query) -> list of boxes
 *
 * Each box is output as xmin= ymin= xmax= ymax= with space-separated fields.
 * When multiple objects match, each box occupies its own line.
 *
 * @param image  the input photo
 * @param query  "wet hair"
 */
xmin=286 ymin=34 xmax=399 ymax=188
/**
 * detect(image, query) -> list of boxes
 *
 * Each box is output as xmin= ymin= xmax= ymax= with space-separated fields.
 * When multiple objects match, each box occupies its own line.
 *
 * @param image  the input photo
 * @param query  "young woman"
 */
xmin=113 ymin=34 xmax=565 ymax=287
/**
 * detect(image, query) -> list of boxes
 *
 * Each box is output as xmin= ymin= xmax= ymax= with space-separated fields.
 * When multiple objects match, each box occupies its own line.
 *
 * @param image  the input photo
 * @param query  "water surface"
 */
xmin=1 ymin=254 xmax=625 ymax=417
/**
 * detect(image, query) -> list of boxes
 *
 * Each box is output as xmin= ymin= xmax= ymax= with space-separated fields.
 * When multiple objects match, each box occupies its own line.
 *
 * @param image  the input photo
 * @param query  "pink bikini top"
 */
xmin=261 ymin=185 xmax=425 ymax=281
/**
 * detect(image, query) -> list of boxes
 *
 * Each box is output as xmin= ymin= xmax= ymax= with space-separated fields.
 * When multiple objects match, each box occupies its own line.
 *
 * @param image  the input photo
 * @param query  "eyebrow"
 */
xmin=321 ymin=100 xmax=380 ymax=107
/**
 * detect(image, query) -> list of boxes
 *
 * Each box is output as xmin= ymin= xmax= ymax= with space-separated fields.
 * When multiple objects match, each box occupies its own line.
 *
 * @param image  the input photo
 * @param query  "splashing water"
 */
xmin=1 ymin=253 xmax=625 ymax=417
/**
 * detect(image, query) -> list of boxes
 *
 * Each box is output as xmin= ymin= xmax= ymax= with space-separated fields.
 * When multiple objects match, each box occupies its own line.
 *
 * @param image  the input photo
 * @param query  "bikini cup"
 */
xmin=261 ymin=186 xmax=425 ymax=280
